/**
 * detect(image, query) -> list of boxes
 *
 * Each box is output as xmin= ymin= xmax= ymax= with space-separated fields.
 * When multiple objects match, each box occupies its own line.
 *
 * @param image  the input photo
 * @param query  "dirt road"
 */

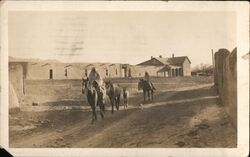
xmin=9 ymin=83 xmax=236 ymax=148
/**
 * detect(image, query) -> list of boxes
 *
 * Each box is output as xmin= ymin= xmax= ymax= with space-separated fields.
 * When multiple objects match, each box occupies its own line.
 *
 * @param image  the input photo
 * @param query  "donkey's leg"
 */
xmin=91 ymin=106 xmax=97 ymax=124
xmin=124 ymin=99 xmax=128 ymax=109
xmin=99 ymin=103 xmax=104 ymax=119
xmin=126 ymin=98 xmax=128 ymax=108
xmin=114 ymin=98 xmax=117 ymax=111
xmin=116 ymin=95 xmax=120 ymax=110
xmin=88 ymin=93 xmax=95 ymax=124
xmin=94 ymin=92 xmax=98 ymax=120
xmin=151 ymin=90 xmax=154 ymax=100
xmin=147 ymin=90 xmax=150 ymax=101
xmin=113 ymin=99 xmax=117 ymax=111
xmin=143 ymin=91 xmax=146 ymax=103
xmin=94 ymin=106 xmax=97 ymax=120
xmin=98 ymin=92 xmax=104 ymax=119
xmin=103 ymin=103 xmax=106 ymax=113
xmin=111 ymin=98 xmax=114 ymax=114
xmin=124 ymin=99 xmax=126 ymax=109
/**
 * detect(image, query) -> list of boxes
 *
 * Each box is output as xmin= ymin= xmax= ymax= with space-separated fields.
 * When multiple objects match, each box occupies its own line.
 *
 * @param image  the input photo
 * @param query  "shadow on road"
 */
xmin=129 ymin=84 xmax=217 ymax=106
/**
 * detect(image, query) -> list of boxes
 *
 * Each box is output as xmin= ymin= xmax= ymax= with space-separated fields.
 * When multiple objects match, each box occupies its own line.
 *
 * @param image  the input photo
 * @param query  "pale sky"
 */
xmin=9 ymin=11 xmax=236 ymax=66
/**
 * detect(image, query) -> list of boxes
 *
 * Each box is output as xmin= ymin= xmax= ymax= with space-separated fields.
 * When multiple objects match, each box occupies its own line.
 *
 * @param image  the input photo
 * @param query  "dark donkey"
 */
xmin=138 ymin=78 xmax=154 ymax=103
xmin=105 ymin=80 xmax=122 ymax=114
xmin=82 ymin=77 xmax=105 ymax=124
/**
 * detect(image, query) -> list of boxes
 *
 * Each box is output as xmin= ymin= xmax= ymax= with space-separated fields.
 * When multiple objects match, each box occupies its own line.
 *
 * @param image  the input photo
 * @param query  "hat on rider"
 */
xmin=91 ymin=67 xmax=97 ymax=72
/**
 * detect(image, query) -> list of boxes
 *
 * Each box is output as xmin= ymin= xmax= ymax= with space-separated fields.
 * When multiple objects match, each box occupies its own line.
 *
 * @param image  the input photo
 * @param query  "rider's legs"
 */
xmin=149 ymin=81 xmax=156 ymax=90
xmin=93 ymin=81 xmax=105 ymax=105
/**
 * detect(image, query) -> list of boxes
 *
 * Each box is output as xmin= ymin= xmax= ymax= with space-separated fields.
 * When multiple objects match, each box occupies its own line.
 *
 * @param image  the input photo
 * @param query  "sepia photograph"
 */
xmin=0 ymin=1 xmax=249 ymax=157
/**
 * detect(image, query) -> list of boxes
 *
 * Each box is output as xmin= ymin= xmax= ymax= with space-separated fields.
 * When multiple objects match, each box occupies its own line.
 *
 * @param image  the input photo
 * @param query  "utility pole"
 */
xmin=211 ymin=49 xmax=215 ymax=75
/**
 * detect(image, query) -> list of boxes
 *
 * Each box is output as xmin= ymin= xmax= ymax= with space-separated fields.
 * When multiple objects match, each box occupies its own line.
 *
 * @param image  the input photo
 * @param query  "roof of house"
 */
xmin=167 ymin=56 xmax=191 ymax=65
xmin=157 ymin=65 xmax=171 ymax=72
xmin=138 ymin=56 xmax=191 ymax=66
xmin=154 ymin=57 xmax=170 ymax=65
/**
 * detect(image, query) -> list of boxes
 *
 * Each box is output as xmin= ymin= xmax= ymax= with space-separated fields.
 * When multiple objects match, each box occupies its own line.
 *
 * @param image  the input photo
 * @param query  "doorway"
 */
xmin=122 ymin=67 xmax=127 ymax=78
xmin=49 ymin=69 xmax=53 ymax=79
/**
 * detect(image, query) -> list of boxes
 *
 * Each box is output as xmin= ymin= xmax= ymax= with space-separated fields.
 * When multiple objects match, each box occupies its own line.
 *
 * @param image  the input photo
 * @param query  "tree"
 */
xmin=192 ymin=63 xmax=213 ymax=76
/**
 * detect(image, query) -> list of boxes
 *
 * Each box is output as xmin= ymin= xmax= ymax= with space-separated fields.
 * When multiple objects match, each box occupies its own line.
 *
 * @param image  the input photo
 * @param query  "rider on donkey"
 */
xmin=87 ymin=67 xmax=106 ymax=104
xmin=143 ymin=72 xmax=156 ymax=90
xmin=88 ymin=67 xmax=103 ymax=91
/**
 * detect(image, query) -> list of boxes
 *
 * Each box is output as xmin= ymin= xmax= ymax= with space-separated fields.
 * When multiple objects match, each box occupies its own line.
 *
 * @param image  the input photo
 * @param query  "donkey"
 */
xmin=105 ymin=80 xmax=122 ymax=114
xmin=82 ymin=77 xmax=105 ymax=124
xmin=123 ymin=87 xmax=129 ymax=109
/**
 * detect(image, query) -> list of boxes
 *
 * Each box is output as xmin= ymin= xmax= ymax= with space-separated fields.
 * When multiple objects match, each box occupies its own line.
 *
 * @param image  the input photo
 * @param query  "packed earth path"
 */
xmin=9 ymin=82 xmax=236 ymax=148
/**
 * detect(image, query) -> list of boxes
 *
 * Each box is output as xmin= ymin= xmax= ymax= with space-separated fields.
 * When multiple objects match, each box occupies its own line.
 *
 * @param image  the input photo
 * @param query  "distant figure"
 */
xmin=81 ymin=76 xmax=89 ymax=94
xmin=143 ymin=72 xmax=156 ymax=90
xmin=123 ymin=87 xmax=129 ymax=109
xmin=138 ymin=78 xmax=154 ymax=103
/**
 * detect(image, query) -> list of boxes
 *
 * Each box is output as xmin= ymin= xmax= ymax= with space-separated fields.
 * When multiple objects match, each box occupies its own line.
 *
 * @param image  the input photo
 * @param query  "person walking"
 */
xmin=143 ymin=72 xmax=156 ymax=90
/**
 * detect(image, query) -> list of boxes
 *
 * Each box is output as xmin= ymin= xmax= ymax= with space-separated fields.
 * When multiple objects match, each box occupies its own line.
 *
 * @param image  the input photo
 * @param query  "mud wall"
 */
xmin=214 ymin=48 xmax=237 ymax=128
xmin=130 ymin=65 xmax=164 ymax=77
xmin=9 ymin=83 xmax=20 ymax=112
xmin=9 ymin=63 xmax=26 ymax=109
xmin=24 ymin=79 xmax=85 ymax=105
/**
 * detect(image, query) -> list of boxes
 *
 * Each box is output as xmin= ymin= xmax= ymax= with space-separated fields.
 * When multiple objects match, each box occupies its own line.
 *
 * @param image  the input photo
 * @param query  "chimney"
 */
xmin=159 ymin=55 xmax=162 ymax=58
xmin=172 ymin=53 xmax=174 ymax=58
xmin=151 ymin=56 xmax=153 ymax=59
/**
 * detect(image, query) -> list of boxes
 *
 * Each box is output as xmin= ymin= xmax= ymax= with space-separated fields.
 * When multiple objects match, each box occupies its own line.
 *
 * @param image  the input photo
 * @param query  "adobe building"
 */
xmin=9 ymin=57 xmax=132 ymax=81
xmin=136 ymin=54 xmax=191 ymax=77
xmin=9 ymin=54 xmax=192 ymax=87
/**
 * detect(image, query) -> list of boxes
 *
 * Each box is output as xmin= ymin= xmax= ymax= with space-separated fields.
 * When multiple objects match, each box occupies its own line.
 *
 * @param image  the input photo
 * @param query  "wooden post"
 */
xmin=212 ymin=49 xmax=215 ymax=75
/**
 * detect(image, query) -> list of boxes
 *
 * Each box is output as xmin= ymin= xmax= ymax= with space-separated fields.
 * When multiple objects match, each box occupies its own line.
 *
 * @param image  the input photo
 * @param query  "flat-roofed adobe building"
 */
xmin=9 ymin=57 xmax=131 ymax=80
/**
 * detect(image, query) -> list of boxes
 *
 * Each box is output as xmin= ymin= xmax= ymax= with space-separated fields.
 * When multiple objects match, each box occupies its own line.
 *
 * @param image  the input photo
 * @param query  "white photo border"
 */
xmin=0 ymin=1 xmax=249 ymax=157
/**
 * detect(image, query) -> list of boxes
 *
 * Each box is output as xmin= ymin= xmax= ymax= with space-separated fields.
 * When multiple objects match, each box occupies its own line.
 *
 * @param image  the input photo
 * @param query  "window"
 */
xmin=128 ymin=68 xmax=131 ymax=77
xmin=116 ymin=69 xmax=118 ymax=75
xmin=179 ymin=68 xmax=182 ymax=76
xmin=64 ymin=68 xmax=68 ymax=77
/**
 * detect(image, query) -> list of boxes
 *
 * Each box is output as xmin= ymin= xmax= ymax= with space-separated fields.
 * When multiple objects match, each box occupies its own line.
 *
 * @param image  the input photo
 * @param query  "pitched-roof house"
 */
xmin=137 ymin=55 xmax=191 ymax=77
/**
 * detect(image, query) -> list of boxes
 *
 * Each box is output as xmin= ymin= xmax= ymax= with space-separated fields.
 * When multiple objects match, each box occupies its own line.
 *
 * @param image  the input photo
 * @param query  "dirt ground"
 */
xmin=9 ymin=77 xmax=237 ymax=148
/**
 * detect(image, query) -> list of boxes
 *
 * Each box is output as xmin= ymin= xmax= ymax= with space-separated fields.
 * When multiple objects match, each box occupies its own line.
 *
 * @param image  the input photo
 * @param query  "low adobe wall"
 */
xmin=9 ymin=63 xmax=26 ymax=112
xmin=9 ymin=83 xmax=20 ymax=113
xmin=214 ymin=48 xmax=237 ymax=129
